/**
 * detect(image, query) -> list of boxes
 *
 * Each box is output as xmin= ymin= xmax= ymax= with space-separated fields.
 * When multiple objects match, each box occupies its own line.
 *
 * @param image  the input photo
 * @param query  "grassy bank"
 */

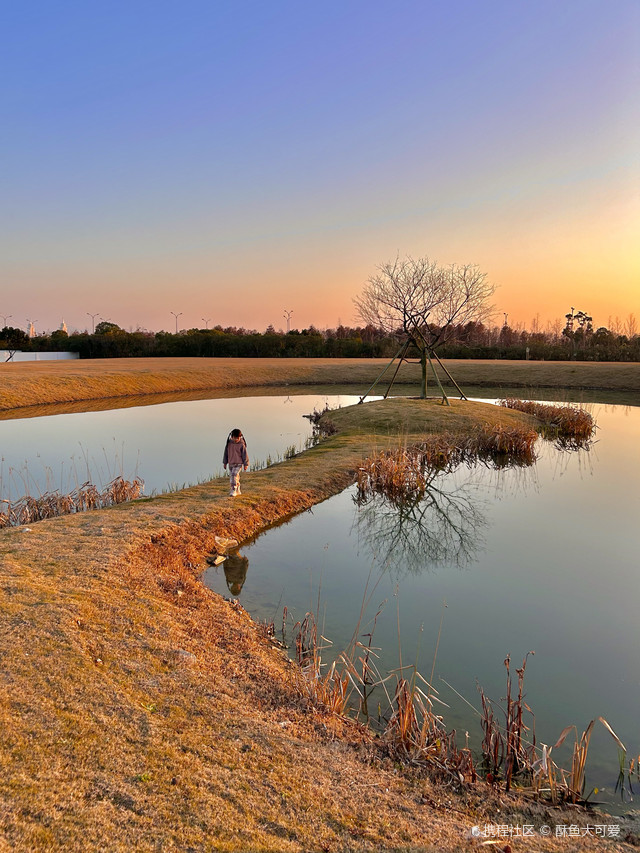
xmin=1 ymin=399 xmax=632 ymax=851
xmin=1 ymin=357 xmax=639 ymax=413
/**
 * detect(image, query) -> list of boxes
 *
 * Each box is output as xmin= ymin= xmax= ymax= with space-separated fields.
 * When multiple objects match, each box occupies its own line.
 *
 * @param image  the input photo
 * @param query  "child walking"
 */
xmin=223 ymin=428 xmax=249 ymax=497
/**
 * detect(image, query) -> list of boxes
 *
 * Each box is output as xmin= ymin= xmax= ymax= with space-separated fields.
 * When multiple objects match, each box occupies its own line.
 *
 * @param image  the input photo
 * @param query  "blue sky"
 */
xmin=2 ymin=0 xmax=638 ymax=333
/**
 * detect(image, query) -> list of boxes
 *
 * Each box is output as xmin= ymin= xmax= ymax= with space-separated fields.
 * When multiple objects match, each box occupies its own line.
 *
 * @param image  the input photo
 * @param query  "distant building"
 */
xmin=59 ymin=319 xmax=67 ymax=333
xmin=27 ymin=322 xmax=36 ymax=338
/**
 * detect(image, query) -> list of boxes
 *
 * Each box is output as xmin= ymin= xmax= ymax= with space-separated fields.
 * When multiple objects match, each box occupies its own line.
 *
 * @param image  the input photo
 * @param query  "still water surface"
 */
xmin=204 ymin=400 xmax=640 ymax=807
xmin=0 ymin=391 xmax=364 ymax=499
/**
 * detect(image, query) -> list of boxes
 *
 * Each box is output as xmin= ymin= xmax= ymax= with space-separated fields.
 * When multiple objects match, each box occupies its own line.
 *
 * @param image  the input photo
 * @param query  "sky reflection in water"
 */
xmin=0 ymin=392 xmax=368 ymax=498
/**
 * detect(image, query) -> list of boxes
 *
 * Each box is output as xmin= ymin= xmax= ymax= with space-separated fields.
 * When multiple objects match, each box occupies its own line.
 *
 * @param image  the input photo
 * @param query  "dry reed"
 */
xmin=499 ymin=398 xmax=595 ymax=442
xmin=478 ymin=654 xmax=537 ymax=792
xmin=293 ymin=612 xmax=353 ymax=715
xmin=303 ymin=403 xmax=339 ymax=437
xmin=533 ymin=717 xmax=626 ymax=805
xmin=476 ymin=656 xmax=627 ymax=806
xmin=0 ymin=476 xmax=144 ymax=528
xmin=356 ymin=423 xmax=538 ymax=504
xmin=382 ymin=669 xmax=477 ymax=784
xmin=617 ymin=753 xmax=640 ymax=801
xmin=292 ymin=608 xmax=477 ymax=786
xmin=290 ymin=607 xmax=629 ymax=808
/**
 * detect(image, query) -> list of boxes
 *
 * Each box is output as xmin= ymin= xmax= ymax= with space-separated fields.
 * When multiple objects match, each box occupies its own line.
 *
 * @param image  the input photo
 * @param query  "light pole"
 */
xmin=1 ymin=314 xmax=11 ymax=327
xmin=87 ymin=312 xmax=99 ymax=333
xmin=171 ymin=311 xmax=183 ymax=334
xmin=202 ymin=317 xmax=211 ymax=329
xmin=283 ymin=309 xmax=293 ymax=333
xmin=503 ymin=313 xmax=508 ymax=327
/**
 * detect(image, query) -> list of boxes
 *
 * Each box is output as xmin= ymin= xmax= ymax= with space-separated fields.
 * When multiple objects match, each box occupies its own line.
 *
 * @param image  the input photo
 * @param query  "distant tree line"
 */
xmin=2 ymin=316 xmax=639 ymax=362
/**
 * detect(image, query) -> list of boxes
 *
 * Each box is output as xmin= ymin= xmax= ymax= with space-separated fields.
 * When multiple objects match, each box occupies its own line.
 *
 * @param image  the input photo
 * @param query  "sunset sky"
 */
xmin=2 ymin=0 xmax=638 ymax=335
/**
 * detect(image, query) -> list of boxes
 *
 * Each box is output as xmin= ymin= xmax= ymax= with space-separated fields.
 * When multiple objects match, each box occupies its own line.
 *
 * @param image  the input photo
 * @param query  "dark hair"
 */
xmin=227 ymin=429 xmax=247 ymax=448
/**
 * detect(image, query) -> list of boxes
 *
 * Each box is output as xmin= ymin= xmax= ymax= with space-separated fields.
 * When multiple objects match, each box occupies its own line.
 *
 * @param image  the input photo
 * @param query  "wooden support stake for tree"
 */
xmin=383 ymin=339 xmax=411 ymax=399
xmin=358 ymin=342 xmax=408 ymax=404
xmin=431 ymin=349 xmax=468 ymax=400
xmin=426 ymin=349 xmax=450 ymax=406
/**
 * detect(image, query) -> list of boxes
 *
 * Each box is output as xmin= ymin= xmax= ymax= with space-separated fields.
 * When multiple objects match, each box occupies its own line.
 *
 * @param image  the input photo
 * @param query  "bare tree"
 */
xmin=355 ymin=255 xmax=495 ymax=398
xmin=624 ymin=313 xmax=638 ymax=338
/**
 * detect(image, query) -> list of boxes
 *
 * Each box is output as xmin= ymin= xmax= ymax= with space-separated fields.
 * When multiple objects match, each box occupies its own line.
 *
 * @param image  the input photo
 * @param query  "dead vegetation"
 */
xmin=290 ymin=610 xmax=627 ymax=819
xmin=355 ymin=400 xmax=593 ymax=504
xmin=476 ymin=655 xmax=629 ymax=810
xmin=0 ymin=476 xmax=143 ymax=528
xmin=499 ymin=398 xmax=595 ymax=443
xmin=355 ymin=424 xmax=538 ymax=503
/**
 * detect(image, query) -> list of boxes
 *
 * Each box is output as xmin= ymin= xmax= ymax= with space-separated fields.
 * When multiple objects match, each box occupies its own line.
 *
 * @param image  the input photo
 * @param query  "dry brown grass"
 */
xmin=355 ymin=424 xmax=538 ymax=503
xmin=1 ymin=398 xmax=631 ymax=851
xmin=0 ymin=476 xmax=143 ymax=528
xmin=324 ymin=396 xmax=540 ymax=437
xmin=0 ymin=357 xmax=639 ymax=413
xmin=499 ymin=398 xmax=595 ymax=441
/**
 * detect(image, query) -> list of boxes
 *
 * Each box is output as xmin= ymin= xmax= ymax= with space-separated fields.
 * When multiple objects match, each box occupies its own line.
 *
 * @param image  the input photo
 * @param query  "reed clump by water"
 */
xmin=294 ymin=609 xmax=628 ymax=808
xmin=498 ymin=398 xmax=595 ymax=441
xmin=293 ymin=612 xmax=352 ymax=716
xmin=303 ymin=402 xmax=339 ymax=437
xmin=356 ymin=423 xmax=538 ymax=503
xmin=383 ymin=671 xmax=477 ymax=785
xmin=476 ymin=654 xmax=627 ymax=807
xmin=0 ymin=475 xmax=144 ymax=528
xmin=478 ymin=653 xmax=538 ymax=793
xmin=291 ymin=608 xmax=477 ymax=786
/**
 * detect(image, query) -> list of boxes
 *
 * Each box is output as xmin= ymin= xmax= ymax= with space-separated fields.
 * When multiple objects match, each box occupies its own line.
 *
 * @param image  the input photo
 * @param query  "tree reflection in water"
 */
xmin=353 ymin=469 xmax=491 ymax=574
xmin=352 ymin=455 xmax=547 ymax=576
xmin=352 ymin=433 xmax=594 ymax=577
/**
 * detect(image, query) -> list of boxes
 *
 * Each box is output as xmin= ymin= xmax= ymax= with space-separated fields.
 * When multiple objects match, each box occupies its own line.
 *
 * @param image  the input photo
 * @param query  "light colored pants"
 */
xmin=229 ymin=465 xmax=242 ymax=495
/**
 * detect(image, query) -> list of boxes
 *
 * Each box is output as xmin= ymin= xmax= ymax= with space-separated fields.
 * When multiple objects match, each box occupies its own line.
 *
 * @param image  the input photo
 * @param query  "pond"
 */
xmin=203 ymin=398 xmax=640 ymax=811
xmin=0 ymin=383 xmax=628 ymax=500
xmin=0 ymin=389 xmax=370 ymax=499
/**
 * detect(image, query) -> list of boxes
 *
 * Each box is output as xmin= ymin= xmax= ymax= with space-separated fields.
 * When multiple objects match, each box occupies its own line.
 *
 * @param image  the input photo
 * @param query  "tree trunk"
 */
xmin=420 ymin=348 xmax=427 ymax=398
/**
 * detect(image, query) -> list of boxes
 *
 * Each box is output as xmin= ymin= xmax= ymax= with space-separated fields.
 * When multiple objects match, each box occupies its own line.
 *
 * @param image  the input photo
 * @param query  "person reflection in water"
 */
xmin=223 ymin=551 xmax=249 ymax=597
